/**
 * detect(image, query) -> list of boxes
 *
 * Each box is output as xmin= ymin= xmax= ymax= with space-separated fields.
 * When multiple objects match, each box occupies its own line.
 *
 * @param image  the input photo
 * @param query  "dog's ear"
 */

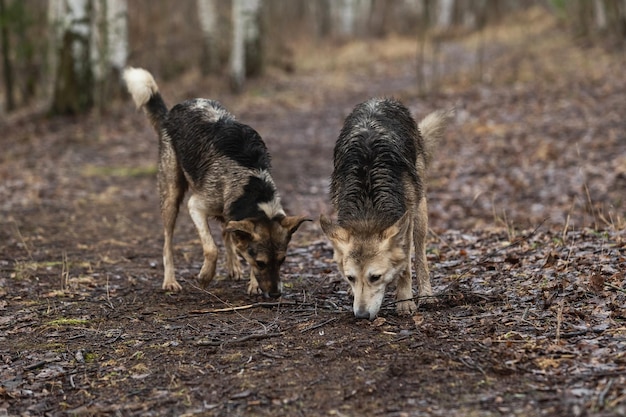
xmin=380 ymin=211 xmax=411 ymax=246
xmin=319 ymin=215 xmax=350 ymax=244
xmin=280 ymin=215 xmax=311 ymax=235
xmin=225 ymin=220 xmax=258 ymax=242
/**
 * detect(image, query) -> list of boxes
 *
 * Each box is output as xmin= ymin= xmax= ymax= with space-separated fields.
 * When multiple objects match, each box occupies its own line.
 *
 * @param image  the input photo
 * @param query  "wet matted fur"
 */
xmin=320 ymin=98 xmax=453 ymax=320
xmin=123 ymin=67 xmax=309 ymax=298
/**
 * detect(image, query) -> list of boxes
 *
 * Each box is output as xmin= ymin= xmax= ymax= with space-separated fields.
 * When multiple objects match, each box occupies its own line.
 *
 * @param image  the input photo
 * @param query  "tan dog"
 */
xmin=320 ymin=98 xmax=453 ymax=319
xmin=123 ymin=67 xmax=309 ymax=298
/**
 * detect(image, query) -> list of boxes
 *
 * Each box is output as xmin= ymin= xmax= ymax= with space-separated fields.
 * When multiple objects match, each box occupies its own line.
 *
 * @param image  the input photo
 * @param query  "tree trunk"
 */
xmin=436 ymin=0 xmax=455 ymax=30
xmin=0 ymin=0 xmax=15 ymax=113
xmin=197 ymin=0 xmax=220 ymax=75
xmin=337 ymin=0 xmax=357 ymax=36
xmin=92 ymin=0 xmax=128 ymax=108
xmin=593 ymin=0 xmax=607 ymax=30
xmin=49 ymin=0 xmax=94 ymax=115
xmin=230 ymin=0 xmax=262 ymax=92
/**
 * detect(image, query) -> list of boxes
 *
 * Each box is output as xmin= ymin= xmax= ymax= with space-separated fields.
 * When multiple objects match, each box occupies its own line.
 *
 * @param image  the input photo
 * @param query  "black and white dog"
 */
xmin=124 ymin=67 xmax=309 ymax=298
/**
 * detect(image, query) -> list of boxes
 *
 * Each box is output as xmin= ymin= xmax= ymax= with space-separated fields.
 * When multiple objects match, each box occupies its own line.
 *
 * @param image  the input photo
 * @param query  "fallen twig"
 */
xmin=375 ymin=333 xmax=413 ymax=349
xmin=189 ymin=301 xmax=298 ymax=315
xmin=299 ymin=317 xmax=338 ymax=333
xmin=195 ymin=332 xmax=284 ymax=346
xmin=605 ymin=282 xmax=626 ymax=294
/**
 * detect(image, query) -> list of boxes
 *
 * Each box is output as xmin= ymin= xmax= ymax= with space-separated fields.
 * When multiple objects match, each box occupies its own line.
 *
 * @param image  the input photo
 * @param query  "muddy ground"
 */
xmin=1 ymin=13 xmax=626 ymax=417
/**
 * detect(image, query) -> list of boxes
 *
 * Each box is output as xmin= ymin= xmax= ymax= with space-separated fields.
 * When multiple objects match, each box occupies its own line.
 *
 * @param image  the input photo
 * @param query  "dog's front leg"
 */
xmin=414 ymin=200 xmax=433 ymax=301
xmin=223 ymin=231 xmax=243 ymax=280
xmin=188 ymin=195 xmax=218 ymax=287
xmin=247 ymin=269 xmax=262 ymax=295
xmin=396 ymin=266 xmax=417 ymax=315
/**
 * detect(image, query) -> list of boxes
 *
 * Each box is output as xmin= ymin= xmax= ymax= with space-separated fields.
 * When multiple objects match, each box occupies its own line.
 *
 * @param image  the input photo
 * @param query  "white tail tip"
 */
xmin=122 ymin=67 xmax=159 ymax=109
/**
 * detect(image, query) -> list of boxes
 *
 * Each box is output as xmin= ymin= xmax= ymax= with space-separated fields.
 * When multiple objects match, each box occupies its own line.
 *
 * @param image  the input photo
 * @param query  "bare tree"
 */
xmin=0 ymin=0 xmax=14 ymax=113
xmin=230 ymin=0 xmax=262 ymax=92
xmin=593 ymin=0 xmax=608 ymax=30
xmin=48 ymin=0 xmax=93 ymax=115
xmin=331 ymin=0 xmax=372 ymax=37
xmin=48 ymin=0 xmax=127 ymax=115
xmin=92 ymin=0 xmax=128 ymax=107
xmin=197 ymin=0 xmax=220 ymax=75
xmin=435 ymin=0 xmax=455 ymax=30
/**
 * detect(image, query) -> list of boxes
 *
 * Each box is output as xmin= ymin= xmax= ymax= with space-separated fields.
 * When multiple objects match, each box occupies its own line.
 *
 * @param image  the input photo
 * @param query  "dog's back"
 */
xmin=164 ymin=99 xmax=272 ymax=189
xmin=331 ymin=98 xmax=423 ymax=232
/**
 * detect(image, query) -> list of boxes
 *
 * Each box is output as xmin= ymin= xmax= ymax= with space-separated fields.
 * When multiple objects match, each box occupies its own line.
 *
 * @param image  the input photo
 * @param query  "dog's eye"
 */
xmin=257 ymin=261 xmax=267 ymax=270
xmin=369 ymin=274 xmax=382 ymax=283
xmin=346 ymin=275 xmax=356 ymax=283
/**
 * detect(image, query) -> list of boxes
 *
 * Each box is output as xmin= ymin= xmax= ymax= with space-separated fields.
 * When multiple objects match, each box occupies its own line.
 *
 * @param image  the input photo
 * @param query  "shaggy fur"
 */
xmin=123 ymin=67 xmax=309 ymax=298
xmin=321 ymin=98 xmax=453 ymax=320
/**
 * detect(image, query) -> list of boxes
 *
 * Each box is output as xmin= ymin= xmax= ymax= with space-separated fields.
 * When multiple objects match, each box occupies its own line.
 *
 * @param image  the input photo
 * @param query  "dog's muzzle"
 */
xmin=264 ymin=291 xmax=281 ymax=299
xmin=354 ymin=308 xmax=373 ymax=321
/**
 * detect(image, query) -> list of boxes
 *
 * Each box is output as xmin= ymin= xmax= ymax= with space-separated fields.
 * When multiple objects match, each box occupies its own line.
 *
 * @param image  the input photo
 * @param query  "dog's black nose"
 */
xmin=354 ymin=310 xmax=371 ymax=320
xmin=266 ymin=291 xmax=281 ymax=299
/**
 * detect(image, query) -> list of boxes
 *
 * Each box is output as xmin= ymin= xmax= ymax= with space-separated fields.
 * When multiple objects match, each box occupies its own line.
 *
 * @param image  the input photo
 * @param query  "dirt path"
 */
xmin=1 ymin=16 xmax=626 ymax=417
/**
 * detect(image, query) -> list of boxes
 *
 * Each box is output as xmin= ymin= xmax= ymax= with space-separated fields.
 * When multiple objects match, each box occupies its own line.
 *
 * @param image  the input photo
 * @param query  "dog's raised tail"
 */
xmin=123 ymin=67 xmax=168 ymax=130
xmin=418 ymin=108 xmax=455 ymax=168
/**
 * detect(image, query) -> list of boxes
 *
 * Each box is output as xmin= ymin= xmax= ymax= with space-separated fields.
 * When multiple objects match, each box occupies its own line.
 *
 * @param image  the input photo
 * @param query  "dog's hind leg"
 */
xmin=223 ymin=230 xmax=243 ymax=280
xmin=414 ymin=198 xmax=433 ymax=302
xmin=159 ymin=146 xmax=186 ymax=291
xmin=188 ymin=194 xmax=218 ymax=288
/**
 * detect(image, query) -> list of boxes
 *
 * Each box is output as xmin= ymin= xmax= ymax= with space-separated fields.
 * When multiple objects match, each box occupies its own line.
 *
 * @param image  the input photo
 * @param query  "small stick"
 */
xmin=189 ymin=301 xmax=297 ymax=315
xmin=300 ymin=317 xmax=338 ymax=333
xmin=605 ymin=283 xmax=626 ymax=294
xmin=196 ymin=332 xmax=284 ymax=346
xmin=555 ymin=301 xmax=564 ymax=344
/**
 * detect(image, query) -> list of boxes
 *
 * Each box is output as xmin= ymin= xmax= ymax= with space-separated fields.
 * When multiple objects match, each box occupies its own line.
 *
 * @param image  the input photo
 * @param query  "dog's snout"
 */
xmin=354 ymin=309 xmax=372 ymax=320
xmin=262 ymin=291 xmax=281 ymax=299
xmin=268 ymin=291 xmax=281 ymax=299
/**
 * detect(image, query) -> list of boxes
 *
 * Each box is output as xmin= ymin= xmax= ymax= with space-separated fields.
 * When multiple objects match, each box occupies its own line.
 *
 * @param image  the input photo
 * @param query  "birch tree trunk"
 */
xmin=197 ymin=0 xmax=220 ymax=75
xmin=593 ymin=0 xmax=607 ymax=30
xmin=92 ymin=0 xmax=128 ymax=107
xmin=49 ymin=0 xmax=93 ymax=115
xmin=230 ymin=0 xmax=262 ymax=92
xmin=435 ymin=0 xmax=455 ymax=30
xmin=337 ymin=0 xmax=357 ymax=36
xmin=333 ymin=0 xmax=371 ymax=37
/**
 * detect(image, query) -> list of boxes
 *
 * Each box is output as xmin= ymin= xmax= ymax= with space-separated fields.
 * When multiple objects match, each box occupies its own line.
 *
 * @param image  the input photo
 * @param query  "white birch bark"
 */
xmin=48 ymin=0 xmax=93 ymax=114
xmin=436 ymin=0 xmax=455 ymax=29
xmin=593 ymin=0 xmax=607 ymax=30
xmin=197 ymin=0 xmax=219 ymax=74
xmin=91 ymin=0 xmax=128 ymax=82
xmin=230 ymin=0 xmax=261 ymax=92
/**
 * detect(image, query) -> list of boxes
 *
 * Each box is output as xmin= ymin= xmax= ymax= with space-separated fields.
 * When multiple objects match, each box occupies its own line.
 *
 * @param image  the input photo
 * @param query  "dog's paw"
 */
xmin=162 ymin=279 xmax=182 ymax=292
xmin=198 ymin=262 xmax=217 ymax=288
xmin=396 ymin=300 xmax=418 ymax=316
xmin=247 ymin=279 xmax=262 ymax=295
xmin=228 ymin=266 xmax=244 ymax=281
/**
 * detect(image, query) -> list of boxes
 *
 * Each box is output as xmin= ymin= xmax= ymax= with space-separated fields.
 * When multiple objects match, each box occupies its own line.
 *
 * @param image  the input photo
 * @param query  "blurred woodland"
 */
xmin=0 ymin=0 xmax=625 ymax=116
